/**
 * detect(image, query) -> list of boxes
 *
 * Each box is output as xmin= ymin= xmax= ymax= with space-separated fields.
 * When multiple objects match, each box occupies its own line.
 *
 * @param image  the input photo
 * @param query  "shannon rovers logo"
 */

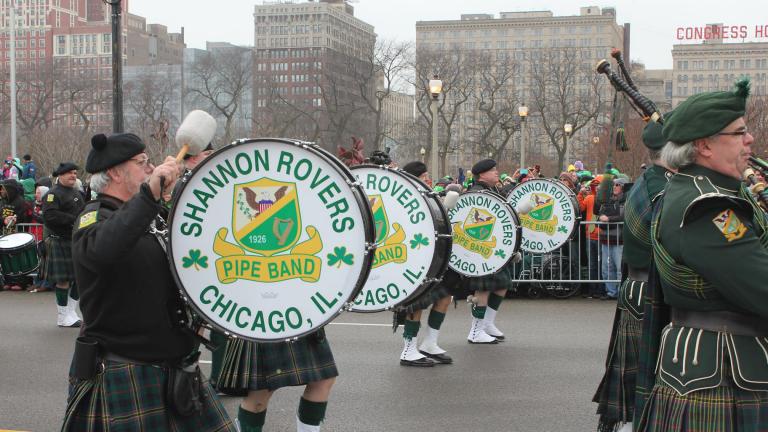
xmin=520 ymin=193 xmax=559 ymax=236
xmin=212 ymin=178 xmax=323 ymax=283
xmin=370 ymin=195 xmax=407 ymax=269
xmin=453 ymin=208 xmax=497 ymax=258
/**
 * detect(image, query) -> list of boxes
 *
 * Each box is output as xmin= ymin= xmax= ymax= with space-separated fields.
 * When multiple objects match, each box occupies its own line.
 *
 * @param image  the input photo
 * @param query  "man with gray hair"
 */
xmin=636 ymin=79 xmax=768 ymax=431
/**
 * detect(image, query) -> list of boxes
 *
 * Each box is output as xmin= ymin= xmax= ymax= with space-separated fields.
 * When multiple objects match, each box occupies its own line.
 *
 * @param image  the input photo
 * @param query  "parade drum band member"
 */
xmin=637 ymin=79 xmax=768 ymax=431
xmin=61 ymin=133 xmax=235 ymax=431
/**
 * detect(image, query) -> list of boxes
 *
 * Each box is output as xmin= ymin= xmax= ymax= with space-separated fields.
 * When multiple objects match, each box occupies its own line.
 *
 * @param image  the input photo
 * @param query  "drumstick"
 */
xmin=175 ymin=110 xmax=218 ymax=162
xmin=162 ymin=110 xmax=217 ymax=199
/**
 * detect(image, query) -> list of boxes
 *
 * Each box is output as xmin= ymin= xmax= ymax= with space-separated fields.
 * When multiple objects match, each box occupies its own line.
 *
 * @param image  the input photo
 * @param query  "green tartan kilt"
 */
xmin=396 ymin=269 xmax=459 ymax=314
xmin=41 ymin=236 xmax=75 ymax=283
xmin=637 ymin=362 xmax=768 ymax=432
xmin=593 ymin=305 xmax=642 ymax=430
xmin=216 ymin=328 xmax=338 ymax=392
xmin=61 ymin=360 xmax=236 ymax=432
xmin=464 ymin=265 xmax=513 ymax=293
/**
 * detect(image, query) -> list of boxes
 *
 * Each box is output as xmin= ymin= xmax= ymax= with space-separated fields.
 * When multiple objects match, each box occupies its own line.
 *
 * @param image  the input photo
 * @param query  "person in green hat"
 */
xmin=592 ymin=119 xmax=675 ymax=432
xmin=635 ymin=79 xmax=768 ymax=431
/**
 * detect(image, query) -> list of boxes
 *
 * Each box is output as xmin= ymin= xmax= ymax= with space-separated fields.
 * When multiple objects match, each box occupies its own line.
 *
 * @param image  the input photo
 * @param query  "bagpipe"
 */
xmin=596 ymin=49 xmax=664 ymax=125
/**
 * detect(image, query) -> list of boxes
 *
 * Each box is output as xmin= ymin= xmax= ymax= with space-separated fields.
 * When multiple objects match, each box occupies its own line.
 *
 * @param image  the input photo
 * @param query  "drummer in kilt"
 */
xmin=62 ymin=133 xmax=235 ymax=431
xmin=465 ymin=159 xmax=513 ymax=344
xmin=636 ymin=79 xmax=768 ymax=431
xmin=42 ymin=162 xmax=85 ymax=328
xmin=592 ymin=121 xmax=673 ymax=432
xmin=395 ymin=161 xmax=458 ymax=366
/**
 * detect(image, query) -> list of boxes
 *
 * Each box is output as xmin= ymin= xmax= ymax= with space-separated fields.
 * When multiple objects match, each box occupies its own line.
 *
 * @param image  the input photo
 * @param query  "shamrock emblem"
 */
xmin=327 ymin=246 xmax=354 ymax=268
xmin=557 ymin=225 xmax=568 ymax=233
xmin=182 ymin=249 xmax=208 ymax=271
xmin=410 ymin=233 xmax=429 ymax=249
xmin=494 ymin=249 xmax=506 ymax=259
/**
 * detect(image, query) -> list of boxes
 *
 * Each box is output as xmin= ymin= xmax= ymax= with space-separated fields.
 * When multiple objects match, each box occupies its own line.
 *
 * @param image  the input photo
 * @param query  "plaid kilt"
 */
xmin=42 ymin=236 xmax=75 ymax=283
xmin=216 ymin=328 xmax=337 ymax=392
xmin=61 ymin=360 xmax=235 ymax=432
xmin=637 ymin=361 xmax=768 ymax=432
xmin=397 ymin=269 xmax=459 ymax=314
xmin=593 ymin=305 xmax=642 ymax=431
xmin=464 ymin=265 xmax=514 ymax=293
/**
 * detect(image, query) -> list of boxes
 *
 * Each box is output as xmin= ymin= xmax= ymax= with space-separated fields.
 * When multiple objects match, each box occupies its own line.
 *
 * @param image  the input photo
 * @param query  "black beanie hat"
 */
xmin=471 ymin=159 xmax=497 ymax=176
xmin=52 ymin=162 xmax=79 ymax=177
xmin=86 ymin=133 xmax=146 ymax=174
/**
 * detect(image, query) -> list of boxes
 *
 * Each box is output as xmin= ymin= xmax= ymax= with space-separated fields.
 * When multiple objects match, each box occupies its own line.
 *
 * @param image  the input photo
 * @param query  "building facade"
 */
xmin=671 ymin=35 xmax=768 ymax=106
xmin=251 ymin=0 xmax=377 ymax=151
xmin=415 ymin=6 xmax=625 ymax=173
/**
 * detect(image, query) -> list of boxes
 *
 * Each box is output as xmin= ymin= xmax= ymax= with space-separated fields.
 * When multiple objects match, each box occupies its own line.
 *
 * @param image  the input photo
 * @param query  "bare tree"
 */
xmin=187 ymin=46 xmax=253 ymax=144
xmin=746 ymin=96 xmax=768 ymax=160
xmin=413 ymin=49 xmax=476 ymax=175
xmin=54 ymin=60 xmax=112 ymax=142
xmin=6 ymin=61 xmax=58 ymax=139
xmin=466 ymin=53 xmax=520 ymax=163
xmin=351 ymin=39 xmax=413 ymax=150
xmin=528 ymin=48 xmax=605 ymax=171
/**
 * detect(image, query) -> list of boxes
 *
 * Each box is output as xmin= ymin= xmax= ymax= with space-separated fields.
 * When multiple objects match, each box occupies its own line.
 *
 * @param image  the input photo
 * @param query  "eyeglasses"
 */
xmin=716 ymin=128 xmax=749 ymax=137
xmin=130 ymin=156 xmax=151 ymax=167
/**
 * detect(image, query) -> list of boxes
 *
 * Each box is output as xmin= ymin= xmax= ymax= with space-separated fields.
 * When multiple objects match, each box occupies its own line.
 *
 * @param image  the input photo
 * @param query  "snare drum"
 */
xmin=0 ymin=232 xmax=39 ymax=276
xmin=349 ymin=165 xmax=452 ymax=312
xmin=506 ymin=178 xmax=579 ymax=253
xmin=169 ymin=138 xmax=376 ymax=342
xmin=448 ymin=191 xmax=520 ymax=277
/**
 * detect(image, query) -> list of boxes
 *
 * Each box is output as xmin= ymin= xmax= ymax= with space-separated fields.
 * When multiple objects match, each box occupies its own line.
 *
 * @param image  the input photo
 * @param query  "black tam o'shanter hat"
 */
xmin=86 ymin=133 xmax=146 ymax=174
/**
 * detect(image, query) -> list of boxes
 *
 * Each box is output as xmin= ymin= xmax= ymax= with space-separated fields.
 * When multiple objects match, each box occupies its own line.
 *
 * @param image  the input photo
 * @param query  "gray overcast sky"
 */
xmin=128 ymin=0 xmax=762 ymax=69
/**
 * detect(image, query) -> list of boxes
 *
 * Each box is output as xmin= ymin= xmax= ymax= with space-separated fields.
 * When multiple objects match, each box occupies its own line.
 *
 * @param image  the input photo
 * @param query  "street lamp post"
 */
xmin=563 ymin=123 xmax=573 ymax=171
xmin=518 ymin=105 xmax=528 ymax=169
xmin=107 ymin=0 xmax=124 ymax=132
xmin=592 ymin=136 xmax=600 ymax=172
xmin=429 ymin=75 xmax=443 ymax=180
xmin=420 ymin=147 xmax=426 ymax=163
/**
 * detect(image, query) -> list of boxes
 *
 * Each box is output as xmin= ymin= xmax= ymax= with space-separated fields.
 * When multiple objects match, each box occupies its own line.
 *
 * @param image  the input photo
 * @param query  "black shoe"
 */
xmin=419 ymin=350 xmax=453 ymax=364
xmin=400 ymin=357 xmax=435 ymax=367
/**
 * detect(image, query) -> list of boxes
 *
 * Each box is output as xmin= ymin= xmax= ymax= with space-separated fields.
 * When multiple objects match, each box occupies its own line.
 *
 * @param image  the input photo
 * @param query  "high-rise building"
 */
xmin=415 ymin=6 xmax=625 ymax=172
xmin=671 ymin=28 xmax=768 ymax=106
xmin=251 ymin=0 xmax=376 ymax=151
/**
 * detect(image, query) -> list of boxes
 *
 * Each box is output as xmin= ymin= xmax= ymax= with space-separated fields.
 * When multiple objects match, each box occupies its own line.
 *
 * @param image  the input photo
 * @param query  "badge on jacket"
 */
xmin=47 ymin=194 xmax=55 ymax=202
xmin=712 ymin=209 xmax=747 ymax=242
xmin=77 ymin=211 xmax=98 ymax=230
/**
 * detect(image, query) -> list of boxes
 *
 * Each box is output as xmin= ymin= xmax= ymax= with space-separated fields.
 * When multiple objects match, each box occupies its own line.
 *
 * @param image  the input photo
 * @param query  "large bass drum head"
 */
xmin=169 ymin=139 xmax=375 ymax=341
xmin=350 ymin=166 xmax=451 ymax=312
xmin=506 ymin=179 xmax=579 ymax=253
xmin=448 ymin=191 xmax=520 ymax=277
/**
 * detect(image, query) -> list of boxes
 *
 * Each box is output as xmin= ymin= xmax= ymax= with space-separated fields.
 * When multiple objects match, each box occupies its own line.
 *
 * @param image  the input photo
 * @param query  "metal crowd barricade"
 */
xmin=507 ymin=220 xmax=624 ymax=298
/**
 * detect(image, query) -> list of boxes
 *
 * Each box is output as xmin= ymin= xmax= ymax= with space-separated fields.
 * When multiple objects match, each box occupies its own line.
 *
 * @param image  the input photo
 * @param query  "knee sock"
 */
xmin=69 ymin=282 xmax=79 ymax=301
xmin=427 ymin=309 xmax=445 ymax=331
xmin=238 ymin=406 xmax=266 ymax=432
xmin=471 ymin=305 xmax=486 ymax=319
xmin=402 ymin=319 xmax=420 ymax=339
xmin=55 ymin=288 xmax=69 ymax=307
xmin=488 ymin=293 xmax=503 ymax=311
xmin=297 ymin=397 xmax=327 ymax=426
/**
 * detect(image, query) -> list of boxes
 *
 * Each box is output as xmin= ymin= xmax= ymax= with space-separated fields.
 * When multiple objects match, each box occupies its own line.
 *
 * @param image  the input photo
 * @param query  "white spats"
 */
xmin=483 ymin=307 xmax=505 ymax=339
xmin=467 ymin=318 xmax=497 ymax=344
xmin=400 ymin=336 xmax=427 ymax=361
xmin=418 ymin=326 xmax=446 ymax=355
xmin=296 ymin=417 xmax=321 ymax=432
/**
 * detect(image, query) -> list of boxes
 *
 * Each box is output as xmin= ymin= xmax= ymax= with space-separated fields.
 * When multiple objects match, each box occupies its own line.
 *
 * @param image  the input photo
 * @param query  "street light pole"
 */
xmin=9 ymin=2 xmax=17 ymax=157
xmin=518 ymin=105 xmax=528 ymax=169
xmin=563 ymin=123 xmax=573 ymax=171
xmin=108 ymin=0 xmax=124 ymax=133
xmin=429 ymin=75 xmax=443 ymax=181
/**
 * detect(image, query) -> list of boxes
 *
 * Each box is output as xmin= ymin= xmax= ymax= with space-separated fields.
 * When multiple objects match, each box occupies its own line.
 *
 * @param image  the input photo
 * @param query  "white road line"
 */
xmin=200 ymin=360 xmax=212 ymax=364
xmin=329 ymin=322 xmax=390 ymax=327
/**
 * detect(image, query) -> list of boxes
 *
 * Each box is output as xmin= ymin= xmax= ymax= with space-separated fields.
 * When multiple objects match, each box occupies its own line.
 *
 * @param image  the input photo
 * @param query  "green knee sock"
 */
xmin=472 ymin=305 xmax=487 ymax=319
xmin=403 ymin=319 xmax=420 ymax=339
xmin=209 ymin=330 xmax=227 ymax=384
xmin=488 ymin=293 xmax=503 ymax=311
xmin=238 ymin=407 xmax=266 ymax=432
xmin=427 ymin=310 xmax=445 ymax=330
xmin=55 ymin=288 xmax=69 ymax=306
xmin=298 ymin=397 xmax=327 ymax=426
xmin=69 ymin=283 xmax=79 ymax=301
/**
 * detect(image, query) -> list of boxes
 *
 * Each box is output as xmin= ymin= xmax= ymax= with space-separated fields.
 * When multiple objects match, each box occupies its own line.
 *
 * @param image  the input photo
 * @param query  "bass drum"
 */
xmin=349 ymin=165 xmax=452 ymax=312
xmin=448 ymin=190 xmax=521 ymax=277
xmin=506 ymin=178 xmax=579 ymax=254
xmin=168 ymin=138 xmax=375 ymax=342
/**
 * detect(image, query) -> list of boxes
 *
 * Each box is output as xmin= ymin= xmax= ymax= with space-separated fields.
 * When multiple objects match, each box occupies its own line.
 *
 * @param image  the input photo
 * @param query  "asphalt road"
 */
xmin=0 ymin=290 xmax=617 ymax=432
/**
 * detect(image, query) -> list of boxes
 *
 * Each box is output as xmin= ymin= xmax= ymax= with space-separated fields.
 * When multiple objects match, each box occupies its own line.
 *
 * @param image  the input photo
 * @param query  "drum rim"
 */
xmin=0 ymin=238 xmax=39 ymax=276
xmin=448 ymin=189 xmax=521 ymax=277
xmin=506 ymin=178 xmax=581 ymax=253
xmin=0 ymin=232 xmax=37 ymax=251
xmin=167 ymin=138 xmax=376 ymax=342
xmin=348 ymin=165 xmax=452 ymax=313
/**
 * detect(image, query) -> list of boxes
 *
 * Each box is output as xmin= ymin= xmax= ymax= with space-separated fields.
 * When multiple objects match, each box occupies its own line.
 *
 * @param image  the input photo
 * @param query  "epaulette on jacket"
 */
xmin=677 ymin=174 xmax=751 ymax=228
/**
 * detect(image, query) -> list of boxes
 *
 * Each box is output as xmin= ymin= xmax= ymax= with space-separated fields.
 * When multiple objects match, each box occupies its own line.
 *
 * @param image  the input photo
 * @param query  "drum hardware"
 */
xmin=0 ymin=232 xmax=40 ymax=276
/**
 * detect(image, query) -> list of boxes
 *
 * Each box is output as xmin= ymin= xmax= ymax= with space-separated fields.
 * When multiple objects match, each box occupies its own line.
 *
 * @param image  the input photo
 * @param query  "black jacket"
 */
xmin=72 ymin=184 xmax=195 ymax=362
xmin=41 ymin=183 xmax=85 ymax=238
